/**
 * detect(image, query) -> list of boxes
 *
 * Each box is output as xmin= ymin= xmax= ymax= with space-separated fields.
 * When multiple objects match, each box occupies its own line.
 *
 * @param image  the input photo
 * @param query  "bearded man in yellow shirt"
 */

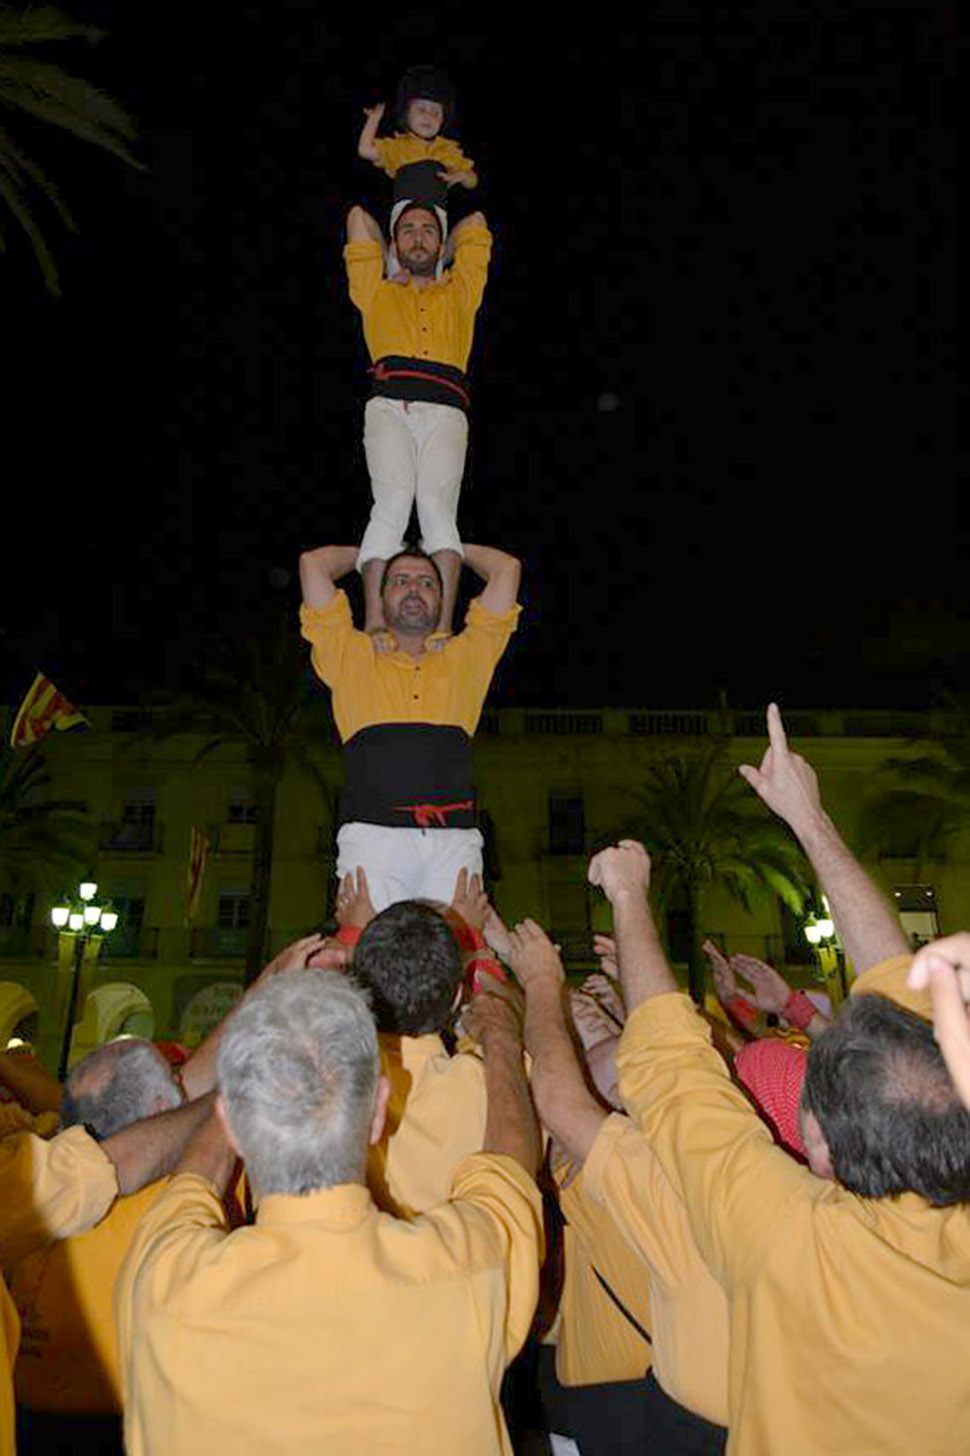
xmin=343 ymin=191 xmax=491 ymax=635
xmin=300 ymin=540 xmax=520 ymax=908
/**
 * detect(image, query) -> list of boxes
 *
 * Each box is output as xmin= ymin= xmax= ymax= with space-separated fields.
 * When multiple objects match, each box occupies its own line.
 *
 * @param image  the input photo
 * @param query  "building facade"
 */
xmin=0 ymin=704 xmax=961 ymax=1070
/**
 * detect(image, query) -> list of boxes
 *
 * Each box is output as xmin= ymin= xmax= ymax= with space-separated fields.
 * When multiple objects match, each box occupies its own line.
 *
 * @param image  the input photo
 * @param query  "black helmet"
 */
xmin=395 ymin=65 xmax=455 ymax=131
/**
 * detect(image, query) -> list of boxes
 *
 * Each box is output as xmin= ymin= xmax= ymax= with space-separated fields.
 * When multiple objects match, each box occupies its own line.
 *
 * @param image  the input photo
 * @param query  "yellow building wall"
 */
xmin=2 ymin=704 xmax=966 ymax=1069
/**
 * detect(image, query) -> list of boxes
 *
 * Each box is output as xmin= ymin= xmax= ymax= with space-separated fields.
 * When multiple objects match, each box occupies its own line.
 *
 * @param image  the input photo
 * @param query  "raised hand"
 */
xmin=335 ymin=867 xmax=376 ymax=930
xmin=505 ymin=918 xmax=565 ymax=993
xmin=703 ymin=938 xmax=743 ymax=1006
xmin=587 ymin=840 xmax=651 ymax=904
xmin=738 ymin=703 xmax=824 ymax=835
xmin=908 ymin=934 xmax=970 ymax=1109
xmin=462 ymin=978 xmax=525 ymax=1048
xmin=363 ymin=101 xmax=385 ymax=122
xmin=730 ymin=953 xmax=793 ymax=1016
xmin=483 ymin=903 xmax=513 ymax=961
xmin=256 ymin=934 xmax=333 ymax=983
xmin=593 ymin=932 xmax=619 ymax=980
xmin=451 ymin=867 xmax=488 ymax=933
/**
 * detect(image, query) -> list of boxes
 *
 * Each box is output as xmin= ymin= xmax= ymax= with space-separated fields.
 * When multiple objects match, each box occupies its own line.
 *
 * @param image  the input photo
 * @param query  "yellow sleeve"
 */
xmin=373 ymin=135 xmax=408 ymax=178
xmin=582 ymin=1113 xmax=693 ymax=1294
xmin=0 ymin=1127 xmax=117 ymax=1271
xmin=114 ymin=1174 xmax=228 ymax=1411
xmin=850 ymin=953 xmax=925 ymax=1015
xmin=448 ymin=223 xmax=492 ymax=315
xmin=343 ymin=238 xmax=385 ymax=315
xmin=442 ymin=599 xmax=520 ymax=722
xmin=615 ymin=995 xmax=821 ymax=1292
xmin=447 ymin=1154 xmax=543 ymax=1363
xmin=299 ymin=590 xmax=369 ymax=691
xmin=436 ymin=137 xmax=475 ymax=174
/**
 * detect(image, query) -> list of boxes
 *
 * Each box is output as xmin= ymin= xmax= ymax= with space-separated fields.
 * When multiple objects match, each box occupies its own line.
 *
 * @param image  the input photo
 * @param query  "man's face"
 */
xmin=407 ymin=97 xmax=444 ymax=139
xmin=394 ymin=209 xmax=441 ymax=277
xmin=382 ymin=557 xmax=442 ymax=636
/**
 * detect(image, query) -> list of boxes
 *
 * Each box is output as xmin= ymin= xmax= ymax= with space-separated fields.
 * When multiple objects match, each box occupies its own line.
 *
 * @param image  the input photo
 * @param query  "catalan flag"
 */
xmin=10 ymin=673 xmax=89 ymax=749
xmin=186 ymin=826 xmax=210 ymax=924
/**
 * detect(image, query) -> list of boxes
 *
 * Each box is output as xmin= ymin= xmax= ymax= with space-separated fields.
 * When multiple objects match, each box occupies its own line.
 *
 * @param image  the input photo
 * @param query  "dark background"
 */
xmin=0 ymin=2 xmax=960 ymax=713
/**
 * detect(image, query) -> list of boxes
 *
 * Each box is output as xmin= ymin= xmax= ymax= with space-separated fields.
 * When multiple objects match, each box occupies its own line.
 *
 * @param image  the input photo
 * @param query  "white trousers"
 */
xmin=336 ymin=822 xmax=484 ymax=911
xmin=357 ymin=397 xmax=468 ymax=568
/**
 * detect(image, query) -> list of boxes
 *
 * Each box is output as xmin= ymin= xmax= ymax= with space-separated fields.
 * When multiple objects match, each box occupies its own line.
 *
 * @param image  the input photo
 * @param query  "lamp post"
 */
xmin=804 ymin=898 xmax=844 ymax=1005
xmin=50 ymin=881 xmax=118 ymax=1081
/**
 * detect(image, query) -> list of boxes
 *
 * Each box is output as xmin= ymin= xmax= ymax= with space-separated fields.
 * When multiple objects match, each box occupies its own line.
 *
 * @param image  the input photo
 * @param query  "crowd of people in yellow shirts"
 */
xmin=1 ymin=703 xmax=970 ymax=1455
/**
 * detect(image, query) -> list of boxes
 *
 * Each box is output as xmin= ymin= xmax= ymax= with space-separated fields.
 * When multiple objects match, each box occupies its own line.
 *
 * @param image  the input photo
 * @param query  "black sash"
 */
xmin=341 ymin=723 xmax=476 ymax=828
xmin=370 ymin=355 xmax=470 ymax=412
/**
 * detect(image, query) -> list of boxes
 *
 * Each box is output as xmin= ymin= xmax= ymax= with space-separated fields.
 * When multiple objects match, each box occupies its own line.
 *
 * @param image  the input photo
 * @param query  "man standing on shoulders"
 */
xmin=300 ymin=541 xmax=519 ymax=909
xmin=344 ymin=199 xmax=491 ymax=634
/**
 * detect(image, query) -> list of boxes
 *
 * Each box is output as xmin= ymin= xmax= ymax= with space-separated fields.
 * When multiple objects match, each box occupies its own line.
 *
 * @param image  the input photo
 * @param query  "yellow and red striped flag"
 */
xmin=185 ymin=827 xmax=210 ymax=924
xmin=10 ymin=673 xmax=89 ymax=749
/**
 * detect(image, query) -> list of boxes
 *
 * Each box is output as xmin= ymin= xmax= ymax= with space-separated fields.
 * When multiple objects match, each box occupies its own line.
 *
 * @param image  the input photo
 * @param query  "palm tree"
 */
xmin=145 ymin=614 xmax=340 ymax=984
xmin=623 ymin=744 xmax=811 ymax=1003
xmin=0 ymin=4 xmax=141 ymax=292
xmin=857 ymin=703 xmax=970 ymax=873
xmin=0 ymin=742 xmax=90 ymax=896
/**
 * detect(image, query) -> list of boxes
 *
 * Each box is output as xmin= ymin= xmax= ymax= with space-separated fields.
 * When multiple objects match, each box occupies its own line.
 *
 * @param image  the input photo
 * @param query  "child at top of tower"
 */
xmin=357 ymin=65 xmax=478 ymax=193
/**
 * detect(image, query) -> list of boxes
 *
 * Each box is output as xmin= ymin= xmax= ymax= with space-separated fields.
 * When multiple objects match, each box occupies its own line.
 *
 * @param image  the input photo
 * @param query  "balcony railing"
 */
xmin=190 ymin=927 xmax=249 ymax=960
xmin=0 ymin=925 xmax=49 ymax=959
xmin=99 ymin=820 xmax=164 ymax=854
xmin=100 ymin=925 xmax=159 ymax=960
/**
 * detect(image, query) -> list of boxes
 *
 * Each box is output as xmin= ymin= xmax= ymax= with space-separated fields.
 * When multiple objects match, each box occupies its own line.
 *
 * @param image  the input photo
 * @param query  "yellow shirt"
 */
xmin=616 ymin=991 xmax=970 ymax=1456
xmin=580 ymin=1115 xmax=728 ymax=1421
xmin=373 ymin=132 xmax=474 ymax=180
xmin=851 ymin=951 xmax=923 ymax=1012
xmin=344 ymin=225 xmax=491 ymax=370
xmin=115 ymin=1155 xmax=542 ymax=1456
xmin=0 ymin=1105 xmax=58 ymax=1141
xmin=369 ymin=1032 xmax=486 ymax=1217
xmin=13 ymin=1180 xmax=166 ymax=1414
xmin=300 ymin=590 xmax=520 ymax=743
xmin=0 ymin=1128 xmax=118 ymax=1456
xmin=552 ymin=1161 xmax=655 ymax=1388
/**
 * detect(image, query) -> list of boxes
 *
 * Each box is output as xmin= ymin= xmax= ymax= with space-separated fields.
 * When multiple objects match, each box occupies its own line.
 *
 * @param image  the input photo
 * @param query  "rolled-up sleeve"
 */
xmin=616 ymin=995 xmax=818 ymax=1292
xmin=448 ymin=1153 xmax=543 ymax=1363
xmin=344 ymin=238 xmax=384 ymax=314
xmin=300 ymin=591 xmax=365 ymax=689
xmin=449 ymin=225 xmax=492 ymax=315
xmin=0 ymin=1127 xmax=118 ymax=1271
xmin=443 ymin=599 xmax=519 ymax=724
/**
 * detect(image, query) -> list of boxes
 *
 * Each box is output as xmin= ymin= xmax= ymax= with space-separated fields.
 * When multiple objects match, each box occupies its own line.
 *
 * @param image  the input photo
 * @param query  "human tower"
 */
xmin=298 ymin=64 xmax=516 ymax=912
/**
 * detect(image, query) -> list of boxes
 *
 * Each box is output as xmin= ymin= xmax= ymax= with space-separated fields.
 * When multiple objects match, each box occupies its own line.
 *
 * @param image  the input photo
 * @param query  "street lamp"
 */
xmin=50 ymin=881 xmax=119 ymax=1080
xmin=804 ymin=897 xmax=844 ymax=1002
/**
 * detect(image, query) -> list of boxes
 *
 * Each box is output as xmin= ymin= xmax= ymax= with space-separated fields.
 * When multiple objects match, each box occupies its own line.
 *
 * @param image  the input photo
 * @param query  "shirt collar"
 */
xmin=256 ymin=1183 xmax=373 ymax=1229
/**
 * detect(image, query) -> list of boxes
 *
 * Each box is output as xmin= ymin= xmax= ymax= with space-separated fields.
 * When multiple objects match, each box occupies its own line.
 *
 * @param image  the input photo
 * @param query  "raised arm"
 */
xmin=739 ymin=704 xmax=909 ymax=974
xmin=462 ymin=543 xmax=520 ymax=615
xmin=450 ymin=210 xmax=487 ymax=243
xmin=299 ymin=545 xmax=359 ymax=609
xmin=356 ymin=102 xmax=384 ymax=164
xmin=462 ymin=983 xmax=541 ymax=1176
xmin=587 ymin=842 xmax=677 ymax=1012
xmin=909 ymin=934 xmax=970 ymax=1108
xmin=345 ymin=204 xmax=384 ymax=245
xmin=0 ymin=1050 xmax=63 ymax=1114
xmin=101 ymin=1090 xmax=217 ymax=1196
xmin=504 ymin=920 xmax=607 ymax=1165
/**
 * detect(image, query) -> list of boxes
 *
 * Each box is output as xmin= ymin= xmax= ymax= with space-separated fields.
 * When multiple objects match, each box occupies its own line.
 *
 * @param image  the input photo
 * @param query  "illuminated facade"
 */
xmin=0 ymin=704 xmax=962 ymax=1069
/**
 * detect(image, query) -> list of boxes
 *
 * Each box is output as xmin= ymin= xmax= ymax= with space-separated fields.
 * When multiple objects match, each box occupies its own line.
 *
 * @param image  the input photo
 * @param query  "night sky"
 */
xmin=0 ymin=2 xmax=960 ymax=715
